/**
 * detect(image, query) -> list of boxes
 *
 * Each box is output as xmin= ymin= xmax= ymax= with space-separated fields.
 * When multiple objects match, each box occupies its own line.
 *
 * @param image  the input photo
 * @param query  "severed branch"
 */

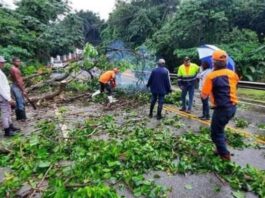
xmin=29 ymin=82 xmax=66 ymax=102
xmin=27 ymin=72 xmax=70 ymax=92
xmin=214 ymin=172 xmax=227 ymax=186
xmin=28 ymin=165 xmax=53 ymax=198
xmin=0 ymin=146 xmax=11 ymax=154
xmin=59 ymin=93 xmax=92 ymax=103
xmin=24 ymin=72 xmax=51 ymax=81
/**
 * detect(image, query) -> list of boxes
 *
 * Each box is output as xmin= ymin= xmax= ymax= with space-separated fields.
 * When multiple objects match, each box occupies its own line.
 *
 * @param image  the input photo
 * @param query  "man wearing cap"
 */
xmin=92 ymin=68 xmax=119 ymax=103
xmin=177 ymin=57 xmax=199 ymax=113
xmin=201 ymin=50 xmax=239 ymax=161
xmin=0 ymin=56 xmax=19 ymax=137
xmin=147 ymin=59 xmax=172 ymax=120
xmin=10 ymin=57 xmax=27 ymax=121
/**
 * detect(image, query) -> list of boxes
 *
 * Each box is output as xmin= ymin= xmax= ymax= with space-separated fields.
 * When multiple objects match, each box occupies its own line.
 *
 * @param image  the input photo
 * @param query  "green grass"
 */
xmin=238 ymin=88 xmax=265 ymax=101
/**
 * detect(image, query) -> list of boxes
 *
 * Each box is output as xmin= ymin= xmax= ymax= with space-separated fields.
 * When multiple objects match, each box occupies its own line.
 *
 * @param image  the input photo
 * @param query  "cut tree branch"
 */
xmin=29 ymin=82 xmax=66 ymax=102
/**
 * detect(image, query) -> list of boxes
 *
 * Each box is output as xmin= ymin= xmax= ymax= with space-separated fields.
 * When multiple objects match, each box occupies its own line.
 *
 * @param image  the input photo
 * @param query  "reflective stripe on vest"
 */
xmin=177 ymin=63 xmax=199 ymax=81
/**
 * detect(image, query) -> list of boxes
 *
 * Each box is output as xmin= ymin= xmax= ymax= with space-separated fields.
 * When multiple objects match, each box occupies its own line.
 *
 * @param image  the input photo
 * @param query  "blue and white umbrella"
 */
xmin=197 ymin=44 xmax=235 ymax=71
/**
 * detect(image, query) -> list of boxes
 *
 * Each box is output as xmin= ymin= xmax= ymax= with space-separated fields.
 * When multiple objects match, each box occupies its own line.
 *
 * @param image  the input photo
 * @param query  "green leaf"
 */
xmin=38 ymin=161 xmax=51 ymax=168
xmin=185 ymin=184 xmax=193 ymax=190
xmin=29 ymin=136 xmax=39 ymax=146
xmin=232 ymin=191 xmax=245 ymax=198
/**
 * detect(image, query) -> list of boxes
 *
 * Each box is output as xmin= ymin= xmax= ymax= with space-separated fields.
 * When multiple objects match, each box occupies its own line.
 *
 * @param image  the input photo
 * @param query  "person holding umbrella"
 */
xmin=201 ymin=49 xmax=239 ymax=161
xmin=197 ymin=61 xmax=212 ymax=120
xmin=177 ymin=57 xmax=199 ymax=113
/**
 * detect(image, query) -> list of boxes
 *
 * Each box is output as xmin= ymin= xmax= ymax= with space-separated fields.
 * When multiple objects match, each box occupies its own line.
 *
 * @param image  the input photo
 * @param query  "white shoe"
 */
xmin=92 ymin=90 xmax=100 ymax=97
xmin=107 ymin=96 xmax=117 ymax=103
xmin=112 ymin=97 xmax=118 ymax=103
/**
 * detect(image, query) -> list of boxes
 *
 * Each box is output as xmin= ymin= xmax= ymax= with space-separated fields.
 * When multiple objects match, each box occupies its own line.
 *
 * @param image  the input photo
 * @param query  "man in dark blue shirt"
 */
xmin=147 ymin=59 xmax=172 ymax=120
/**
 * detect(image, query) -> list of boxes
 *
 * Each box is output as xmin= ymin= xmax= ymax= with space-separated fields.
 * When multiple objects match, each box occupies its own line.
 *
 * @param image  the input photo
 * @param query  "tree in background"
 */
xmin=0 ymin=0 xmax=102 ymax=63
xmin=77 ymin=10 xmax=104 ymax=46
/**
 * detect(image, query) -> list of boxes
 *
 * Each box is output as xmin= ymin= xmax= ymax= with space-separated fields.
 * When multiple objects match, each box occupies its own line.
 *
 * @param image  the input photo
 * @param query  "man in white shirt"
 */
xmin=0 ymin=56 xmax=19 ymax=137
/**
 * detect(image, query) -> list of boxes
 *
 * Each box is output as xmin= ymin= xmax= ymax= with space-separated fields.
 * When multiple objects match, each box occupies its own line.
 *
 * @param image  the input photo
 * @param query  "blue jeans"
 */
xmin=11 ymin=84 xmax=25 ymax=111
xmin=211 ymin=106 xmax=236 ymax=155
xmin=181 ymin=84 xmax=195 ymax=111
xmin=201 ymin=97 xmax=210 ymax=117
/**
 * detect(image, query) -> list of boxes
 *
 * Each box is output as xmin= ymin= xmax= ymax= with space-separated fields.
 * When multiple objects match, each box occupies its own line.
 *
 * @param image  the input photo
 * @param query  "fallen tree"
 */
xmin=29 ymin=82 xmax=66 ymax=103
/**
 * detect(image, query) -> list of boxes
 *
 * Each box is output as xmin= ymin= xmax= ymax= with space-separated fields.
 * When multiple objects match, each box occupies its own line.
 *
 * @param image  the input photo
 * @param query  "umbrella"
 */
xmin=197 ymin=44 xmax=235 ymax=71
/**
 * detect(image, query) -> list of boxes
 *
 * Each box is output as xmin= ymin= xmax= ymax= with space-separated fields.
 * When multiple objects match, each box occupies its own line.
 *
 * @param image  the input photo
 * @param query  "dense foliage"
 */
xmin=0 ymin=112 xmax=264 ymax=197
xmin=0 ymin=0 xmax=102 ymax=62
xmin=0 ymin=0 xmax=265 ymax=80
xmin=103 ymin=0 xmax=265 ymax=81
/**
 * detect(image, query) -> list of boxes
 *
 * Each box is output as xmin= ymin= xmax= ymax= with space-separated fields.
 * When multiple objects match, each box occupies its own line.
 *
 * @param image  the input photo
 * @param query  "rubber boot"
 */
xmin=92 ymin=90 xmax=101 ymax=97
xmin=108 ymin=96 xmax=114 ymax=103
xmin=156 ymin=105 xmax=163 ymax=120
xmin=10 ymin=124 xmax=20 ymax=132
xmin=20 ymin=110 xmax=27 ymax=121
xmin=4 ymin=128 xmax=15 ymax=137
xmin=15 ymin=109 xmax=21 ymax=121
xmin=149 ymin=103 xmax=155 ymax=118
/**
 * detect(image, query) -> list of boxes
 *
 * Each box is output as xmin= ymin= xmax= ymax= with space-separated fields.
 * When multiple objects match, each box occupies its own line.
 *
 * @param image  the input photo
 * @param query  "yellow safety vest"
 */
xmin=177 ymin=63 xmax=199 ymax=82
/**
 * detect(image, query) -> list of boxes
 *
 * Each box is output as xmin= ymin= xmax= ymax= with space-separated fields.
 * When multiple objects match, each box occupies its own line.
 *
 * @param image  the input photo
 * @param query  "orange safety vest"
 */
xmin=99 ymin=71 xmax=116 ymax=84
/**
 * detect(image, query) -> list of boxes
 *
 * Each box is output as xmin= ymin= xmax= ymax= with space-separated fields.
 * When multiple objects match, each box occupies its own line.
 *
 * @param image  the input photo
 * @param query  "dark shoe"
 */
xmin=157 ymin=105 xmax=163 ymax=120
xmin=9 ymin=124 xmax=20 ymax=132
xmin=220 ymin=153 xmax=231 ymax=161
xmin=198 ymin=115 xmax=205 ymax=119
xmin=20 ymin=110 xmax=27 ymax=120
xmin=201 ymin=117 xmax=210 ymax=121
xmin=179 ymin=108 xmax=186 ymax=112
xmin=156 ymin=114 xmax=163 ymax=120
xmin=4 ymin=128 xmax=15 ymax=137
xmin=15 ymin=109 xmax=21 ymax=120
xmin=149 ymin=104 xmax=155 ymax=118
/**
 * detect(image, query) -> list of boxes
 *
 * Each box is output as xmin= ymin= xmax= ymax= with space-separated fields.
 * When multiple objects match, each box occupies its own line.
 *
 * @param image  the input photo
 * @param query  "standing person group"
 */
xmin=146 ymin=50 xmax=238 ymax=161
xmin=0 ymin=56 xmax=20 ymax=137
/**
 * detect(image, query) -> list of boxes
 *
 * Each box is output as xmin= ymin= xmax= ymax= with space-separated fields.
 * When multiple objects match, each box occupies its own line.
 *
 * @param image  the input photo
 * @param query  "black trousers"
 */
xmin=100 ymin=82 xmax=112 ymax=95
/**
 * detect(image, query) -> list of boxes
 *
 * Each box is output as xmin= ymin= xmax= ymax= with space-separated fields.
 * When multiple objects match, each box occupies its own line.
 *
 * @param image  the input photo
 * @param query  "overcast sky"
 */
xmin=69 ymin=0 xmax=116 ymax=20
xmin=2 ymin=0 xmax=116 ymax=20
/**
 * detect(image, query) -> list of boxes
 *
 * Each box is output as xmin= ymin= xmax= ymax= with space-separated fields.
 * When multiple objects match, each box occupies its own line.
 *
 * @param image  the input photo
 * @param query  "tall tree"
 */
xmin=77 ymin=10 xmax=104 ymax=45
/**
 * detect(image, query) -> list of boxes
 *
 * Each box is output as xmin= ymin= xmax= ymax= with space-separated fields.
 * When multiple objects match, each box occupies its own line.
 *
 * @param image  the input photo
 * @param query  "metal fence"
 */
xmin=169 ymin=74 xmax=265 ymax=91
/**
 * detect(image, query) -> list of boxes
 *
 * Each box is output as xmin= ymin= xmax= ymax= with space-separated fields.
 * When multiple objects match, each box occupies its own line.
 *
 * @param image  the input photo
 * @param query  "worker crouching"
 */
xmin=92 ymin=68 xmax=119 ymax=103
xmin=201 ymin=50 xmax=239 ymax=161
xmin=147 ymin=59 xmax=172 ymax=120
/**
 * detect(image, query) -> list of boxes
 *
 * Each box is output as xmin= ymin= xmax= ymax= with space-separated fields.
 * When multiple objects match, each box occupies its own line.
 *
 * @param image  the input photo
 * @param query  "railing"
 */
xmin=237 ymin=81 xmax=265 ymax=91
xmin=169 ymin=74 xmax=265 ymax=91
